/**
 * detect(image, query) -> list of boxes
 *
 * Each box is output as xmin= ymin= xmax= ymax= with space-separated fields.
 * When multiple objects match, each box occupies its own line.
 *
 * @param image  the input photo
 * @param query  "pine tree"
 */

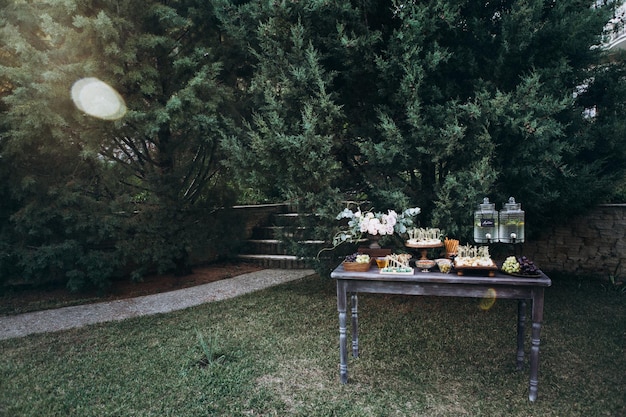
xmin=350 ymin=0 xmax=622 ymax=237
xmin=2 ymin=0 xmax=625 ymax=282
xmin=217 ymin=1 xmax=347 ymax=209
xmin=220 ymin=0 xmax=626 ymax=242
xmin=0 ymin=0 xmax=238 ymax=288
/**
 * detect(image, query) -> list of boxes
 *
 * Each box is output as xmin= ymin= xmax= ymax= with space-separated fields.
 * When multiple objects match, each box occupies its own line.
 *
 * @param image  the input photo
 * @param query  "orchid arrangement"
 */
xmin=332 ymin=204 xmax=421 ymax=247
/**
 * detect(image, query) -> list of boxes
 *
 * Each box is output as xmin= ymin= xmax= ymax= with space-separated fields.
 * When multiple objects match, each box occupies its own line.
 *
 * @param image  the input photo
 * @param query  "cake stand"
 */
xmin=405 ymin=241 xmax=444 ymax=260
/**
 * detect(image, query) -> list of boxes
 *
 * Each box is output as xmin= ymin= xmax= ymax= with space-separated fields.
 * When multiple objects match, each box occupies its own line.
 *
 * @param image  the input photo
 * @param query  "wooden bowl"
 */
xmin=343 ymin=261 xmax=372 ymax=272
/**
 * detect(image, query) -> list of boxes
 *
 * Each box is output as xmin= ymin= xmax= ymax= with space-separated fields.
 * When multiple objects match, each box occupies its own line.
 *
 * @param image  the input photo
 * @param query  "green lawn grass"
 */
xmin=1 ymin=274 xmax=624 ymax=416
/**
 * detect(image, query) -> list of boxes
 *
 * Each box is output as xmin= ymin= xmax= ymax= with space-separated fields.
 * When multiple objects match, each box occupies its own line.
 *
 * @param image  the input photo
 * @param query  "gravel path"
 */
xmin=0 ymin=269 xmax=315 ymax=341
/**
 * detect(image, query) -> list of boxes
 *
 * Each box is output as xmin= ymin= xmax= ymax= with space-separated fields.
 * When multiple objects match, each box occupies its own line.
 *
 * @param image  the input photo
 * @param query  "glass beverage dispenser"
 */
xmin=498 ymin=197 xmax=525 ymax=243
xmin=474 ymin=198 xmax=498 ymax=243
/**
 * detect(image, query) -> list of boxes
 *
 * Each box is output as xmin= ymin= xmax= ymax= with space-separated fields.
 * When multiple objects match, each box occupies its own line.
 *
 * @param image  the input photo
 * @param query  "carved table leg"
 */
xmin=516 ymin=300 xmax=527 ymax=370
xmin=351 ymin=293 xmax=359 ymax=358
xmin=528 ymin=288 xmax=545 ymax=402
xmin=337 ymin=281 xmax=348 ymax=384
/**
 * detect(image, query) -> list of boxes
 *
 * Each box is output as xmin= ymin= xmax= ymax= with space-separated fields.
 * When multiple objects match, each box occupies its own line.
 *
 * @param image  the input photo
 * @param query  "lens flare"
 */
xmin=71 ymin=77 xmax=126 ymax=120
xmin=479 ymin=288 xmax=497 ymax=311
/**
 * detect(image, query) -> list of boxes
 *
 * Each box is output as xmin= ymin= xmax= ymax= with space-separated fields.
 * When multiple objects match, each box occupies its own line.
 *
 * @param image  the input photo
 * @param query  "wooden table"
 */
xmin=330 ymin=264 xmax=552 ymax=401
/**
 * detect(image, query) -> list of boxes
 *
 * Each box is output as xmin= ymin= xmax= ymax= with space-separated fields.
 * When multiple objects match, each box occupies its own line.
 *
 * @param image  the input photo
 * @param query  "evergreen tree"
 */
xmin=220 ymin=0 xmax=625 ymax=242
xmin=2 ymin=0 xmax=625 ymax=283
xmin=214 ymin=0 xmax=393 ymax=261
xmin=0 ymin=0 xmax=238 ymax=288
xmin=361 ymin=1 xmax=621 ymax=237
xmin=217 ymin=1 xmax=348 ymax=209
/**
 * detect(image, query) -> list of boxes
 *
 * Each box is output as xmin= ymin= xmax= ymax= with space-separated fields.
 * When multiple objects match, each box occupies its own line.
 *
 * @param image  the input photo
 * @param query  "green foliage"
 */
xmin=219 ymin=0 xmax=626 ymax=244
xmin=368 ymin=1 xmax=620 ymax=235
xmin=218 ymin=2 xmax=346 ymax=208
xmin=1 ymin=0 xmax=626 ymax=287
xmin=0 ymin=0 xmax=240 ymax=289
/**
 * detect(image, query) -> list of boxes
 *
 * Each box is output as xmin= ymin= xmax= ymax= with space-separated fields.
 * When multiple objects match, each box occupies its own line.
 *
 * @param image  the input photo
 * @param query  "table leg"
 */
xmin=351 ymin=293 xmax=359 ymax=358
xmin=337 ymin=281 xmax=348 ymax=384
xmin=516 ymin=300 xmax=526 ymax=370
xmin=528 ymin=288 xmax=545 ymax=402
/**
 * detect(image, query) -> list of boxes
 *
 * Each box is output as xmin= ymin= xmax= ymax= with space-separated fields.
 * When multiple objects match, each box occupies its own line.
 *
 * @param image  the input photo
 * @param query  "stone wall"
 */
xmin=523 ymin=204 xmax=626 ymax=279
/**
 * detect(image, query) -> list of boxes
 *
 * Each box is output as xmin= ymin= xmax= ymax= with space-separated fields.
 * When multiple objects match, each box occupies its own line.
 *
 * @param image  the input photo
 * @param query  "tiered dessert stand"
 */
xmin=404 ymin=228 xmax=444 ymax=261
xmin=404 ymin=240 xmax=443 ymax=260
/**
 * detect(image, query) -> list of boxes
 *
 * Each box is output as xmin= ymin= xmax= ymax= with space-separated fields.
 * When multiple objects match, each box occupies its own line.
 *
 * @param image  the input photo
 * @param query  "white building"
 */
xmin=602 ymin=1 xmax=626 ymax=50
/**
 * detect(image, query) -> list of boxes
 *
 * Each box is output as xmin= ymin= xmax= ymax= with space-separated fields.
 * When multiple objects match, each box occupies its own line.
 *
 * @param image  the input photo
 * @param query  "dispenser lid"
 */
xmin=502 ymin=197 xmax=522 ymax=212
xmin=478 ymin=197 xmax=496 ymax=211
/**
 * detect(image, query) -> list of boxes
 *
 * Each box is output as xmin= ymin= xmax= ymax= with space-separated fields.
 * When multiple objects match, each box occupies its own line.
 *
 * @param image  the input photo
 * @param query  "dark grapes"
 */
xmin=518 ymin=256 xmax=540 ymax=275
xmin=344 ymin=252 xmax=371 ymax=263
xmin=344 ymin=252 xmax=362 ymax=262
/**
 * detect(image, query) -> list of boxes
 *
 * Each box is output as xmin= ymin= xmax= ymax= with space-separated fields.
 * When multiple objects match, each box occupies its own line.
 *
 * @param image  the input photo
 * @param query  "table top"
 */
xmin=330 ymin=264 xmax=551 ymax=287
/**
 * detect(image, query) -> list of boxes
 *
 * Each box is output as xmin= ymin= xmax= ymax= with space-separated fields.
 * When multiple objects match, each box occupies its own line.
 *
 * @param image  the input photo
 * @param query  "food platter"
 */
xmin=501 ymin=256 xmax=542 ymax=277
xmin=454 ymin=261 xmax=498 ymax=277
xmin=502 ymin=271 xmax=542 ymax=278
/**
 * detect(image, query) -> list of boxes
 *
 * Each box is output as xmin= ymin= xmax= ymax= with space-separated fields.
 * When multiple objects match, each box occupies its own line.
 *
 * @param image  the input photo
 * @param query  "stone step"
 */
xmin=271 ymin=212 xmax=318 ymax=226
xmin=245 ymin=239 xmax=286 ymax=255
xmin=244 ymin=239 xmax=326 ymax=255
xmin=251 ymin=226 xmax=310 ymax=240
xmin=239 ymin=210 xmax=325 ymax=269
xmin=237 ymin=254 xmax=313 ymax=269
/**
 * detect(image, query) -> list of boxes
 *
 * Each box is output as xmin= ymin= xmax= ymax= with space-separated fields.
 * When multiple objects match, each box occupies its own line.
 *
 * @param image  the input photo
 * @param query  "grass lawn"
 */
xmin=1 ymin=273 xmax=624 ymax=416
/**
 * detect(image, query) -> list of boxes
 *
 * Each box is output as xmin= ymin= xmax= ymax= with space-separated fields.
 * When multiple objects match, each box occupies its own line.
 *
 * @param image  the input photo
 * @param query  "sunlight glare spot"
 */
xmin=478 ymin=288 xmax=497 ymax=311
xmin=71 ymin=77 xmax=126 ymax=120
